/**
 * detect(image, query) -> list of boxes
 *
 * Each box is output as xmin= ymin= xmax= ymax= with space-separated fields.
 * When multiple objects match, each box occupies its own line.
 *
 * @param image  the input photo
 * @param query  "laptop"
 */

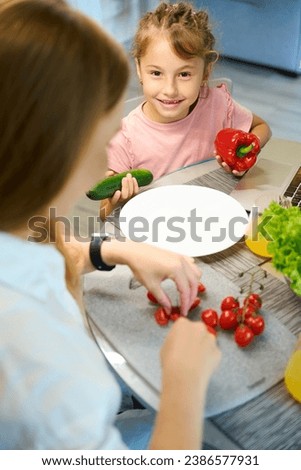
xmin=230 ymin=157 xmax=301 ymax=212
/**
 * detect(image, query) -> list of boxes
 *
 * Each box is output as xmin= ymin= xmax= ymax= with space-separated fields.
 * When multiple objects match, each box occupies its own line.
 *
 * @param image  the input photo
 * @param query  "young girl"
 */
xmin=0 ymin=0 xmax=220 ymax=450
xmin=101 ymin=1 xmax=271 ymax=219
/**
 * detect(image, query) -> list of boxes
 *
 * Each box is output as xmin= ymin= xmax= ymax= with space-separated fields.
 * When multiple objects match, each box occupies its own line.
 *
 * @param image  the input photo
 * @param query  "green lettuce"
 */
xmin=259 ymin=201 xmax=301 ymax=296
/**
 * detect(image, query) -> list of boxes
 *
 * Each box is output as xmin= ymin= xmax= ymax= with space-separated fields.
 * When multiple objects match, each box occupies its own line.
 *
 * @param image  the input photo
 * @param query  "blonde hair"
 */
xmin=133 ymin=2 xmax=218 ymax=68
xmin=0 ymin=0 xmax=129 ymax=300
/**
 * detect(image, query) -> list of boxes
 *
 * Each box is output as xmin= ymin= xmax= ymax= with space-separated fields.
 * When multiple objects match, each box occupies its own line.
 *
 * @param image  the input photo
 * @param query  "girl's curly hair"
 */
xmin=133 ymin=2 xmax=218 ymax=66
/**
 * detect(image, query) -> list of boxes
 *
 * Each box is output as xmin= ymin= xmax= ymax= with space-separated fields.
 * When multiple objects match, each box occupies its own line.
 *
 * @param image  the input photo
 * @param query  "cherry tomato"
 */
xmin=170 ymin=306 xmax=181 ymax=321
xmin=189 ymin=297 xmax=201 ymax=311
xmin=154 ymin=307 xmax=169 ymax=326
xmin=221 ymin=296 xmax=239 ymax=311
xmin=201 ymin=309 xmax=219 ymax=328
xmin=205 ymin=325 xmax=217 ymax=336
xmin=243 ymin=304 xmax=257 ymax=319
xmin=234 ymin=325 xmax=254 ymax=347
xmin=147 ymin=291 xmax=158 ymax=304
xmin=197 ymin=282 xmax=206 ymax=294
xmin=219 ymin=309 xmax=238 ymax=330
xmin=245 ymin=315 xmax=265 ymax=335
xmin=170 ymin=312 xmax=181 ymax=321
xmin=234 ymin=307 xmax=244 ymax=322
xmin=243 ymin=293 xmax=262 ymax=310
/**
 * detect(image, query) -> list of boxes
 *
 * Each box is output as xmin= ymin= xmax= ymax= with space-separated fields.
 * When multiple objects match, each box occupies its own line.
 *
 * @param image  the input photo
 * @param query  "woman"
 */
xmin=0 ymin=0 xmax=220 ymax=449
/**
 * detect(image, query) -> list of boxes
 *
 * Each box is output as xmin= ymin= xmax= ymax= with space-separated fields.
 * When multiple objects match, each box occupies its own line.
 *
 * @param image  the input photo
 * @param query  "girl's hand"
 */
xmin=102 ymin=239 xmax=201 ymax=316
xmin=109 ymin=172 xmax=139 ymax=205
xmin=215 ymin=154 xmax=246 ymax=177
xmin=99 ymin=170 xmax=139 ymax=221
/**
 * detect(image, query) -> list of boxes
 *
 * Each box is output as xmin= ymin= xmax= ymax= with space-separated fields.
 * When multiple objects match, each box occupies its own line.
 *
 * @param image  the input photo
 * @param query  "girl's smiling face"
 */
xmin=136 ymin=35 xmax=207 ymax=124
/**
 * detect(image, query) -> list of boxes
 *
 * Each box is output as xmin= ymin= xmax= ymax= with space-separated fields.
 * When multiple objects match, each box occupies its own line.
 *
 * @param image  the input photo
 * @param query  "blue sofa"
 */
xmin=195 ymin=0 xmax=301 ymax=74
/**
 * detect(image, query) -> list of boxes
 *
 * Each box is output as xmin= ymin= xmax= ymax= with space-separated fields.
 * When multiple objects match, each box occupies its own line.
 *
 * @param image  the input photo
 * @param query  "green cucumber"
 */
xmin=86 ymin=169 xmax=153 ymax=200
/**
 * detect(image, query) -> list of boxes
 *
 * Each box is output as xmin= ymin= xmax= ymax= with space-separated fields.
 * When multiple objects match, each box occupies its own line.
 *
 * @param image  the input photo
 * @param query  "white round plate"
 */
xmin=120 ymin=185 xmax=248 ymax=256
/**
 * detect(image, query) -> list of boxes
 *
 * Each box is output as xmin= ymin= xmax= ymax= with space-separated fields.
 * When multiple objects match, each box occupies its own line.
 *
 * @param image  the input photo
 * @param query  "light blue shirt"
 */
xmin=0 ymin=232 xmax=127 ymax=449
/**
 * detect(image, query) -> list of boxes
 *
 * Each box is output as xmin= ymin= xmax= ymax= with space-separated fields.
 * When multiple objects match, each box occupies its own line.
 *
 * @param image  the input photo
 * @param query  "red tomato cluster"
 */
xmin=147 ymin=283 xmax=264 ymax=347
xmin=200 ymin=293 xmax=264 ymax=348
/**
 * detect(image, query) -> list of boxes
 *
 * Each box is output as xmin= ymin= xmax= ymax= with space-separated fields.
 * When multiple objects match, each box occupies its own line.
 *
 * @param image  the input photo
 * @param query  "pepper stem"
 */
xmin=236 ymin=143 xmax=254 ymax=158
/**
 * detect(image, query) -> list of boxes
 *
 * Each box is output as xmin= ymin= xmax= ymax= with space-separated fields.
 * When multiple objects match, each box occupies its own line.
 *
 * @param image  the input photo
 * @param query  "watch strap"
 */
xmin=89 ymin=234 xmax=115 ymax=271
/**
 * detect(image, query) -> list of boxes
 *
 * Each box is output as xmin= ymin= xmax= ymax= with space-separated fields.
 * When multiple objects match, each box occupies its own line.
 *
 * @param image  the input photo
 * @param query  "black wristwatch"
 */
xmin=89 ymin=233 xmax=115 ymax=271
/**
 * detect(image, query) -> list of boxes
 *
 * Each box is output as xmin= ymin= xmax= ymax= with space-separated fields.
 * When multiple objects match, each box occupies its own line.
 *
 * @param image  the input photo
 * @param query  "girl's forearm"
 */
xmin=251 ymin=122 xmax=272 ymax=148
xmin=99 ymin=198 xmax=115 ymax=221
xmin=250 ymin=114 xmax=272 ymax=148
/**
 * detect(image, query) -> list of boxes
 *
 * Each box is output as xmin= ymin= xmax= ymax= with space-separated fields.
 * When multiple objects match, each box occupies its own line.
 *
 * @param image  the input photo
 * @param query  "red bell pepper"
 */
xmin=215 ymin=128 xmax=261 ymax=172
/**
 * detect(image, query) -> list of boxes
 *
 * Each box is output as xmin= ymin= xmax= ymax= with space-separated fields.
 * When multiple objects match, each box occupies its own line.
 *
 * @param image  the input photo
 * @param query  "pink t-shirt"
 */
xmin=108 ymin=84 xmax=253 ymax=180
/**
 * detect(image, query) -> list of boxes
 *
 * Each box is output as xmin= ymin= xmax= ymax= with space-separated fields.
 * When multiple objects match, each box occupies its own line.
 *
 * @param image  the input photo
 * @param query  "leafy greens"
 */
xmin=259 ymin=201 xmax=301 ymax=296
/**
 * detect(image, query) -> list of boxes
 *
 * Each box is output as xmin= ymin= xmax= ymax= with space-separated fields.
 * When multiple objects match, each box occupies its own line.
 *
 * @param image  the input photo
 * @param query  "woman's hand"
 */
xmin=150 ymin=318 xmax=221 ymax=450
xmin=67 ymin=235 xmax=201 ymax=316
xmin=101 ymin=239 xmax=201 ymax=316
xmin=161 ymin=317 xmax=221 ymax=386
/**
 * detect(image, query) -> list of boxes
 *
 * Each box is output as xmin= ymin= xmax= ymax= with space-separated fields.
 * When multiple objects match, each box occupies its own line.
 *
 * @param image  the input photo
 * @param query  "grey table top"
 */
xmin=84 ymin=139 xmax=301 ymax=450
